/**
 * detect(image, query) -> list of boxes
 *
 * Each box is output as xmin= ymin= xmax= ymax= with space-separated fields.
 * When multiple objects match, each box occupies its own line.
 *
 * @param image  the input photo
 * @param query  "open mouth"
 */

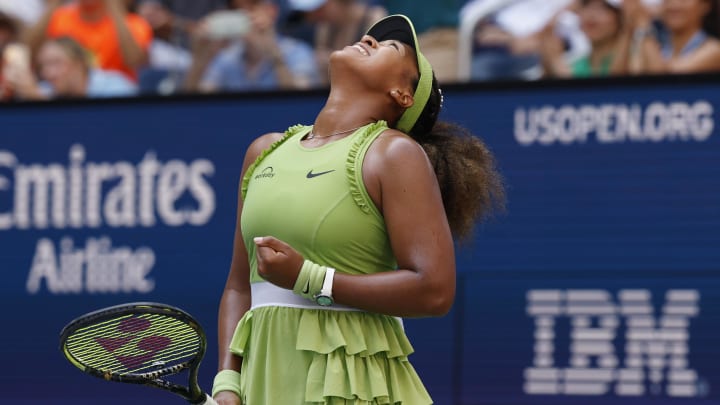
xmin=352 ymin=44 xmax=369 ymax=56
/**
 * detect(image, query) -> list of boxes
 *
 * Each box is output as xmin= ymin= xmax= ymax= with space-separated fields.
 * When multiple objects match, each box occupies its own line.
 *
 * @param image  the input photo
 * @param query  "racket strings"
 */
xmin=68 ymin=327 xmax=199 ymax=374
xmin=67 ymin=315 xmax=197 ymax=358
xmin=64 ymin=313 xmax=202 ymax=375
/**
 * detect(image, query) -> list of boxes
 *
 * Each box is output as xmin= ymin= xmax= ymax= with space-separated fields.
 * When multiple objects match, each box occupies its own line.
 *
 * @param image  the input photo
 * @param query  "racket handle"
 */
xmin=198 ymin=393 xmax=218 ymax=405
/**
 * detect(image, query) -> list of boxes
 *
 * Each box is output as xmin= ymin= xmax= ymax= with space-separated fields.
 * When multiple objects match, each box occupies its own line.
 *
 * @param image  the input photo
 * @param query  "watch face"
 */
xmin=316 ymin=295 xmax=333 ymax=306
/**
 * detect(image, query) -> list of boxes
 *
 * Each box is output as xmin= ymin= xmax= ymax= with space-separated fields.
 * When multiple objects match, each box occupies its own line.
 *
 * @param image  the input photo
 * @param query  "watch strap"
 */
xmin=320 ymin=267 xmax=335 ymax=297
xmin=315 ymin=267 xmax=335 ymax=306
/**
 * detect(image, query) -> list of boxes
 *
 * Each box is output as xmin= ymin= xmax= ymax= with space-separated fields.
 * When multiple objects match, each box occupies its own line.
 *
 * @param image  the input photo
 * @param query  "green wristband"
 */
xmin=292 ymin=259 xmax=327 ymax=301
xmin=212 ymin=369 xmax=242 ymax=398
xmin=292 ymin=260 xmax=313 ymax=299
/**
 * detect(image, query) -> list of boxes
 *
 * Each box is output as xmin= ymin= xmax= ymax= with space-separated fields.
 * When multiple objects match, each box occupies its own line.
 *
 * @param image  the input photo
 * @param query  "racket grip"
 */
xmin=199 ymin=393 xmax=218 ymax=405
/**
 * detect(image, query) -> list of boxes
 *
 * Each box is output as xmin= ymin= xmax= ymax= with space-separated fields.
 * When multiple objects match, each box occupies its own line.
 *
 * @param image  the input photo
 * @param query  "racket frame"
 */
xmin=59 ymin=302 xmax=210 ymax=404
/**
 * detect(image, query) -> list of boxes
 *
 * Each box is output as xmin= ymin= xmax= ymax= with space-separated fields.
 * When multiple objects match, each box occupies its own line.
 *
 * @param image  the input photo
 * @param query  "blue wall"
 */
xmin=1 ymin=77 xmax=719 ymax=404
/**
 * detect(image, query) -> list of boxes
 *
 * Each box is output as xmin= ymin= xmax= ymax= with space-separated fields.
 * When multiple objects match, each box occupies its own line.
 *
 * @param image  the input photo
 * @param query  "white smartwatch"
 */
xmin=314 ymin=267 xmax=335 ymax=306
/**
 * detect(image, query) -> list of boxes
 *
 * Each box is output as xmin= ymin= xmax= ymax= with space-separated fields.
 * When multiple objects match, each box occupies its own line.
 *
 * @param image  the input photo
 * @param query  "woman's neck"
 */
xmin=313 ymin=89 xmax=382 ymax=136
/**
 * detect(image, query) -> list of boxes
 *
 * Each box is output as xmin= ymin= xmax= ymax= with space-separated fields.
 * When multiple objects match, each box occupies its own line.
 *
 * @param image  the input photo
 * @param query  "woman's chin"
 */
xmin=328 ymin=48 xmax=356 ymax=67
xmin=330 ymin=47 xmax=355 ymax=60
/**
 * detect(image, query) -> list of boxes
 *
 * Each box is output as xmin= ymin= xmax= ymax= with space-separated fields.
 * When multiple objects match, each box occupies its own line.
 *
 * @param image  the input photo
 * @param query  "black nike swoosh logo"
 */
xmin=306 ymin=169 xmax=336 ymax=179
xmin=302 ymin=280 xmax=310 ymax=294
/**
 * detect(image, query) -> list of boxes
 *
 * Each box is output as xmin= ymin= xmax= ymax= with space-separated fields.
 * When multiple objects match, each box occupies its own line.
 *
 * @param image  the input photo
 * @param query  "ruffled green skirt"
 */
xmin=229 ymin=306 xmax=433 ymax=404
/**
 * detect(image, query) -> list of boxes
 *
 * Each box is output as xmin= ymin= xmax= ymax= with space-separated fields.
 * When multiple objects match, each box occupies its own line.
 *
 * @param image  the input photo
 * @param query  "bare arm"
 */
xmin=182 ymin=22 xmax=226 ymax=92
xmin=631 ymin=32 xmax=666 ymax=74
xmin=537 ymin=18 xmax=572 ymax=78
xmin=333 ymin=132 xmax=456 ymax=317
xmin=628 ymin=24 xmax=720 ymax=74
xmin=266 ymin=43 xmax=298 ymax=89
xmin=254 ymin=131 xmax=456 ymax=317
xmin=618 ymin=0 xmax=665 ymax=75
xmin=2 ymin=59 xmax=48 ymax=101
xmin=214 ymin=133 xmax=284 ymax=404
xmin=608 ymin=22 xmax=634 ymax=75
xmin=665 ymin=40 xmax=720 ymax=73
xmin=104 ymin=0 xmax=148 ymax=69
xmin=183 ymin=39 xmax=225 ymax=92
xmin=246 ymin=4 xmax=308 ymax=90
xmin=24 ymin=0 xmax=63 ymax=58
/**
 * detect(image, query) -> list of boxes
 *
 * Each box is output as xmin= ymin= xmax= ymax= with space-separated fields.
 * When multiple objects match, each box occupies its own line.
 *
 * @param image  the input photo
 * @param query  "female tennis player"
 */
xmin=213 ymin=14 xmax=505 ymax=404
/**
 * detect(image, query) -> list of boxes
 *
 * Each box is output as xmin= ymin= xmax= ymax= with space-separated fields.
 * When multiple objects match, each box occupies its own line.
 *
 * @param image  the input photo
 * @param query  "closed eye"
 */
xmin=382 ymin=40 xmax=401 ymax=51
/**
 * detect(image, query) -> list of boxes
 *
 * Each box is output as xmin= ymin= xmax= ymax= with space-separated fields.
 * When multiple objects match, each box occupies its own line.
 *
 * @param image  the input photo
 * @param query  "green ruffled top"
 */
xmin=232 ymin=122 xmax=433 ymax=404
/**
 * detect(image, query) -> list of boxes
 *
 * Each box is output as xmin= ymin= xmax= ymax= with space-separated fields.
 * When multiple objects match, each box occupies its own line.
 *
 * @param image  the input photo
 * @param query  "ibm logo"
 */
xmin=525 ymin=289 xmax=703 ymax=397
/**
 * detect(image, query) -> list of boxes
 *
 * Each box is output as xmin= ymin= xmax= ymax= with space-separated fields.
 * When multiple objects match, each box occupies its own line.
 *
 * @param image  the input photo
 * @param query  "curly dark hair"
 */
xmin=407 ymin=75 xmax=506 ymax=241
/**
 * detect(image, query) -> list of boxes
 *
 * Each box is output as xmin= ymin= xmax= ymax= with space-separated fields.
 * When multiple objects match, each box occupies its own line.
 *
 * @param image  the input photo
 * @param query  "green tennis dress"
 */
xmin=231 ymin=121 xmax=433 ymax=404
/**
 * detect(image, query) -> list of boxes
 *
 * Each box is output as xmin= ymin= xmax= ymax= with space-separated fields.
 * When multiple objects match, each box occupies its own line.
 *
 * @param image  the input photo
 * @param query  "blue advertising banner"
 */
xmin=1 ymin=77 xmax=718 ymax=404
xmin=446 ymin=79 xmax=720 ymax=405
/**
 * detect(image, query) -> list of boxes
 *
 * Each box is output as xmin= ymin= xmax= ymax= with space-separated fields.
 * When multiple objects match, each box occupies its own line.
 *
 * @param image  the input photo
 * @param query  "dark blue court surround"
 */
xmin=1 ymin=76 xmax=718 ymax=404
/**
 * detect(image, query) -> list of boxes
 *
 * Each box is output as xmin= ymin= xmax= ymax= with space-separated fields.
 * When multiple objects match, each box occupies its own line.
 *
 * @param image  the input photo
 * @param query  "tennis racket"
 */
xmin=59 ymin=302 xmax=218 ymax=405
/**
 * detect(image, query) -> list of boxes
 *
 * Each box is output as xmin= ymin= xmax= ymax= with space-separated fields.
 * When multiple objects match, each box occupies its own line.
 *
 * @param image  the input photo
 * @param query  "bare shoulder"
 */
xmin=697 ymin=37 xmax=720 ymax=58
xmin=671 ymin=38 xmax=720 ymax=72
xmin=243 ymin=132 xmax=286 ymax=166
xmin=702 ymin=38 xmax=720 ymax=59
xmin=705 ymin=37 xmax=720 ymax=50
xmin=247 ymin=132 xmax=285 ymax=156
xmin=368 ymin=129 xmax=425 ymax=163
xmin=364 ymin=129 xmax=434 ymax=183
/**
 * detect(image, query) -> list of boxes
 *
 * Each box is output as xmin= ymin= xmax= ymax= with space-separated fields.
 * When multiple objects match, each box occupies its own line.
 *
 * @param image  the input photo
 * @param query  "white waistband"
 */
xmin=251 ymin=282 xmax=363 ymax=312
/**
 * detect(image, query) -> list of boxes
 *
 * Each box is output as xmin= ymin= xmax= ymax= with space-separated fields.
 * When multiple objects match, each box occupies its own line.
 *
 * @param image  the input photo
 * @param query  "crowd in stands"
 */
xmin=0 ymin=0 xmax=719 ymax=101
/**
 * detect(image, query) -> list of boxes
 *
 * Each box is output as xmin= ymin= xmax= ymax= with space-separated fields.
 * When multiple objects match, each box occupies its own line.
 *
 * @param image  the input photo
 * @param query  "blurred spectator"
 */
xmin=0 ymin=0 xmax=44 ymax=26
xmin=624 ymin=0 xmax=720 ymax=74
xmin=286 ymin=0 xmax=386 ymax=85
xmin=382 ymin=0 xmax=461 ymax=34
xmin=4 ymin=37 xmax=137 ymax=100
xmin=161 ymin=0 xmax=229 ymax=21
xmin=185 ymin=0 xmax=319 ymax=92
xmin=540 ymin=0 xmax=625 ymax=78
xmin=26 ymin=0 xmax=153 ymax=81
xmin=136 ymin=0 xmax=193 ymax=93
xmin=137 ymin=0 xmax=193 ymax=70
xmin=382 ymin=0 xmax=465 ymax=82
xmin=0 ymin=11 xmax=20 ymax=100
xmin=463 ymin=0 xmax=589 ymax=81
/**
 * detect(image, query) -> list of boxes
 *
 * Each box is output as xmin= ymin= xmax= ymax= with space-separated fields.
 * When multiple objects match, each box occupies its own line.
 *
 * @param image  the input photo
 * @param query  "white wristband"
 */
xmin=314 ymin=267 xmax=335 ymax=306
